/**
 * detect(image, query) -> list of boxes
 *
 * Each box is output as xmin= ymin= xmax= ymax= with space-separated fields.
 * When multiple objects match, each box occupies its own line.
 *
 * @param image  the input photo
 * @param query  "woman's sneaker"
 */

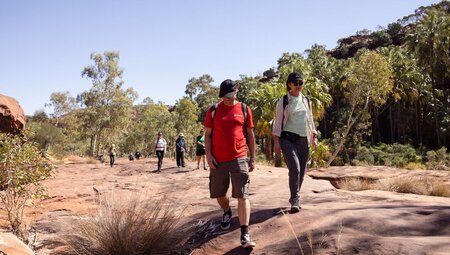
xmin=289 ymin=198 xmax=301 ymax=212
xmin=220 ymin=210 xmax=232 ymax=230
xmin=241 ymin=233 xmax=256 ymax=248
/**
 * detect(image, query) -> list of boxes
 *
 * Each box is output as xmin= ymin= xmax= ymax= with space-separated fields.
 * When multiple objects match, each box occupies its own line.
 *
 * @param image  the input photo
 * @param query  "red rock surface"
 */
xmin=1 ymin=158 xmax=449 ymax=255
xmin=0 ymin=94 xmax=26 ymax=134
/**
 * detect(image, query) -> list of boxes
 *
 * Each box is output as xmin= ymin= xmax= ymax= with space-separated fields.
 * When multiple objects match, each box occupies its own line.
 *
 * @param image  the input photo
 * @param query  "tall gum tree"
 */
xmin=79 ymin=51 xmax=137 ymax=156
xmin=327 ymin=51 xmax=394 ymax=166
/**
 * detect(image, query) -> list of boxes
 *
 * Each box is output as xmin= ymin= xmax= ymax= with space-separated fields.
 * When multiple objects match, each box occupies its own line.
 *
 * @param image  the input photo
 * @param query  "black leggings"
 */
xmin=156 ymin=150 xmax=164 ymax=170
xmin=176 ymin=150 xmax=185 ymax=167
xmin=109 ymin=155 xmax=115 ymax=167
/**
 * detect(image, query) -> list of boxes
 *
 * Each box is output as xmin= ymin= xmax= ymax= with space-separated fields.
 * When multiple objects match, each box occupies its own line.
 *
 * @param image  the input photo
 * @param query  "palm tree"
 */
xmin=407 ymin=9 xmax=450 ymax=147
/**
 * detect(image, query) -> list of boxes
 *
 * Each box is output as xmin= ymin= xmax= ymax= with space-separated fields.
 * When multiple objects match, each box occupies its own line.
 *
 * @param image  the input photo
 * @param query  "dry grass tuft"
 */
xmin=405 ymin=162 xmax=426 ymax=170
xmin=374 ymin=176 xmax=450 ymax=197
xmin=336 ymin=178 xmax=372 ymax=191
xmin=336 ymin=176 xmax=449 ymax=197
xmin=64 ymin=193 xmax=188 ymax=255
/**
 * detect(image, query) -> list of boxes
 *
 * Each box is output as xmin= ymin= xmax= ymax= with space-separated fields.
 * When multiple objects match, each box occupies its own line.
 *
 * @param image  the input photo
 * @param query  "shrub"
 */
xmin=310 ymin=142 xmax=331 ymax=168
xmin=0 ymin=133 xmax=53 ymax=241
xmin=354 ymin=143 xmax=422 ymax=168
xmin=354 ymin=146 xmax=374 ymax=165
xmin=426 ymin=147 xmax=449 ymax=170
xmin=64 ymin=194 xmax=189 ymax=255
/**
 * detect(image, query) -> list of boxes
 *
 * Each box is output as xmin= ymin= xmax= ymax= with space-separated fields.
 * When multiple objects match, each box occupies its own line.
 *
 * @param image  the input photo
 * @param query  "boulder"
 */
xmin=0 ymin=232 xmax=34 ymax=255
xmin=0 ymin=94 xmax=26 ymax=134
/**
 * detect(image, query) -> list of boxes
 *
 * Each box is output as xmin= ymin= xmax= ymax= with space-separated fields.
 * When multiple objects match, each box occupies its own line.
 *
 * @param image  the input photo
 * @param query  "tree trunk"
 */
xmin=431 ymin=77 xmax=442 ymax=147
xmin=389 ymin=103 xmax=394 ymax=143
xmin=327 ymin=106 xmax=355 ymax=167
xmin=90 ymin=134 xmax=97 ymax=157
xmin=397 ymin=103 xmax=401 ymax=142
xmin=264 ymin=135 xmax=272 ymax=161
xmin=327 ymin=125 xmax=351 ymax=166
xmin=415 ymin=101 xmax=420 ymax=146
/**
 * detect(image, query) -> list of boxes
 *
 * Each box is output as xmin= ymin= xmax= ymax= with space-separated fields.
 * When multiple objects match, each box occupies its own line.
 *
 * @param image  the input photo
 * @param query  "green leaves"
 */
xmin=0 ymin=133 xmax=53 ymax=238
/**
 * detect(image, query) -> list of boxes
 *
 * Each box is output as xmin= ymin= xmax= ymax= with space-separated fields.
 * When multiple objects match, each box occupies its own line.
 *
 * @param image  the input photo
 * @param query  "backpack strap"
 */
xmin=210 ymin=102 xmax=248 ymax=142
xmin=281 ymin=94 xmax=288 ymax=130
xmin=242 ymin=102 xmax=248 ymax=140
xmin=210 ymin=103 xmax=218 ymax=138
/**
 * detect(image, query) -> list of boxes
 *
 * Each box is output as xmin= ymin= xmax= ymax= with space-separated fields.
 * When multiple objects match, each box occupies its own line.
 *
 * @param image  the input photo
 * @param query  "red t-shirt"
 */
xmin=204 ymin=101 xmax=254 ymax=163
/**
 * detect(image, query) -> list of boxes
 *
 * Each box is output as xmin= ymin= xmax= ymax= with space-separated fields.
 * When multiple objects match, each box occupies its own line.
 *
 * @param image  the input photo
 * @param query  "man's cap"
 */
xmin=219 ymin=79 xmax=239 ymax=98
xmin=179 ymin=133 xmax=184 ymax=137
xmin=287 ymin=72 xmax=303 ymax=84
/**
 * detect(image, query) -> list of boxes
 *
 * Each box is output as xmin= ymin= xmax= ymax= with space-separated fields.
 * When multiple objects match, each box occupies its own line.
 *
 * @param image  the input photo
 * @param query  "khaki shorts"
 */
xmin=209 ymin=157 xmax=250 ymax=199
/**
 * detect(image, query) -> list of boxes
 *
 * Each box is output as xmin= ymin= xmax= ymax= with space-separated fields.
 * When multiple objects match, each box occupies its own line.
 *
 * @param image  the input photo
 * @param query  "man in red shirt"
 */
xmin=204 ymin=79 xmax=256 ymax=248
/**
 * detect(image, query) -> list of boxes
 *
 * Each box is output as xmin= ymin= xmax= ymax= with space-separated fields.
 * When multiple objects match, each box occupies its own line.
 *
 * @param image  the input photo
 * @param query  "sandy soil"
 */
xmin=1 ymin=157 xmax=449 ymax=255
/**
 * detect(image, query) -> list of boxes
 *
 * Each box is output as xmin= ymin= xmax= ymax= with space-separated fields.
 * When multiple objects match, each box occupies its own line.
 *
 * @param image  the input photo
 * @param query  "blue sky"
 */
xmin=0 ymin=0 xmax=440 ymax=115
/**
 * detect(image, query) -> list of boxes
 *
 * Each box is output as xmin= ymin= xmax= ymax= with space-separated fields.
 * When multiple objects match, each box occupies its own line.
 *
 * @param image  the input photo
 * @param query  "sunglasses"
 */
xmin=293 ymin=81 xmax=303 ymax=86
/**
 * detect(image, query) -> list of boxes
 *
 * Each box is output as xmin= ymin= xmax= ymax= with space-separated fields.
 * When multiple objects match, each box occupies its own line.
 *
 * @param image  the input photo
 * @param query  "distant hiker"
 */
xmin=272 ymin=72 xmax=318 ymax=212
xmin=204 ymin=79 xmax=257 ymax=248
xmin=175 ymin=133 xmax=186 ymax=168
xmin=128 ymin=153 xmax=134 ymax=161
xmin=135 ymin=151 xmax=141 ymax=160
xmin=195 ymin=128 xmax=207 ymax=170
xmin=155 ymin=132 xmax=167 ymax=173
xmin=109 ymin=144 xmax=116 ymax=167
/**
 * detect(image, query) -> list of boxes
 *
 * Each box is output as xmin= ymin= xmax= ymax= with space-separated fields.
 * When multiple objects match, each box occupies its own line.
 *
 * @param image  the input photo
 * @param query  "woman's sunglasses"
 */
xmin=293 ymin=81 xmax=304 ymax=86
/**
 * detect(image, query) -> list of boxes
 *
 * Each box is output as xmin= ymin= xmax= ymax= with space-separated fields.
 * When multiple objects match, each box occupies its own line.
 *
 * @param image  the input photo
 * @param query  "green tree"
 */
xmin=127 ymin=102 xmax=177 ymax=157
xmin=185 ymin=74 xmax=218 ymax=122
xmin=407 ymin=9 xmax=450 ymax=147
xmin=46 ymin=91 xmax=78 ymax=119
xmin=377 ymin=46 xmax=430 ymax=145
xmin=327 ymin=51 xmax=394 ymax=166
xmin=249 ymin=81 xmax=285 ymax=162
xmin=173 ymin=97 xmax=200 ymax=157
xmin=79 ymin=51 xmax=137 ymax=156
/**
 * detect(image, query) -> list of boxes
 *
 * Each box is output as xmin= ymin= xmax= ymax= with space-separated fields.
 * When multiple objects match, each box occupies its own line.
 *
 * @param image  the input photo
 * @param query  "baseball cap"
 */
xmin=219 ymin=79 xmax=239 ymax=98
xmin=287 ymin=72 xmax=303 ymax=84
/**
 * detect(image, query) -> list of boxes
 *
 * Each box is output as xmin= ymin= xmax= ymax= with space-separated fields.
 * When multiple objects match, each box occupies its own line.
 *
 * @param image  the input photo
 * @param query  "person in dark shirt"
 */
xmin=175 ymin=133 xmax=186 ymax=168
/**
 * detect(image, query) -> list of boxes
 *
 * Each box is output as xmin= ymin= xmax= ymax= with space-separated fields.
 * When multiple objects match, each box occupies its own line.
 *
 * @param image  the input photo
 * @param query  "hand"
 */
xmin=274 ymin=142 xmax=281 ymax=157
xmin=311 ymin=137 xmax=318 ymax=150
xmin=248 ymin=157 xmax=255 ymax=172
xmin=206 ymin=154 xmax=218 ymax=170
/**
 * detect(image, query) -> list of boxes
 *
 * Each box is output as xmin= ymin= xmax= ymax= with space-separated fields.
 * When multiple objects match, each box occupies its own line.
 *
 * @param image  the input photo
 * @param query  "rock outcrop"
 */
xmin=0 ymin=94 xmax=26 ymax=134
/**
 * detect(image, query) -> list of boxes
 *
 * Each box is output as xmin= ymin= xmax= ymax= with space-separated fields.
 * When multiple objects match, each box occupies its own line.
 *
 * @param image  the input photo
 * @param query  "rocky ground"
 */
xmin=1 ymin=157 xmax=449 ymax=255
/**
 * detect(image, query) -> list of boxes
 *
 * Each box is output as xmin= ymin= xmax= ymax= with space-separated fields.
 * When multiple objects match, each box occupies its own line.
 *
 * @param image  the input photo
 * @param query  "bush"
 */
xmin=426 ymin=147 xmax=449 ymax=170
xmin=0 ymin=133 xmax=53 ymax=241
xmin=64 ymin=194 xmax=190 ymax=255
xmin=310 ymin=142 xmax=331 ymax=168
xmin=354 ymin=143 xmax=422 ymax=168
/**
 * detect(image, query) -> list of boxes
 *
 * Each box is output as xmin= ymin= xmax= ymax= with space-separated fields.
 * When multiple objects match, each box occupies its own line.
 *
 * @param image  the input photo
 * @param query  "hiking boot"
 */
xmin=220 ymin=209 xmax=232 ymax=230
xmin=240 ymin=233 xmax=256 ymax=248
xmin=289 ymin=198 xmax=301 ymax=212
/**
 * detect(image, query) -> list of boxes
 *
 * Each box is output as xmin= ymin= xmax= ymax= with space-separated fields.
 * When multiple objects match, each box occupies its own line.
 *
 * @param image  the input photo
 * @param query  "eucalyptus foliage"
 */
xmin=0 ymin=133 xmax=53 ymax=240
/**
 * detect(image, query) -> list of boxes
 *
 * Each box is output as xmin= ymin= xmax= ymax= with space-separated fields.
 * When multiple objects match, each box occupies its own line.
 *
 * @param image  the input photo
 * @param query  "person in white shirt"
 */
xmin=272 ymin=72 xmax=318 ymax=212
xmin=154 ymin=132 xmax=167 ymax=173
